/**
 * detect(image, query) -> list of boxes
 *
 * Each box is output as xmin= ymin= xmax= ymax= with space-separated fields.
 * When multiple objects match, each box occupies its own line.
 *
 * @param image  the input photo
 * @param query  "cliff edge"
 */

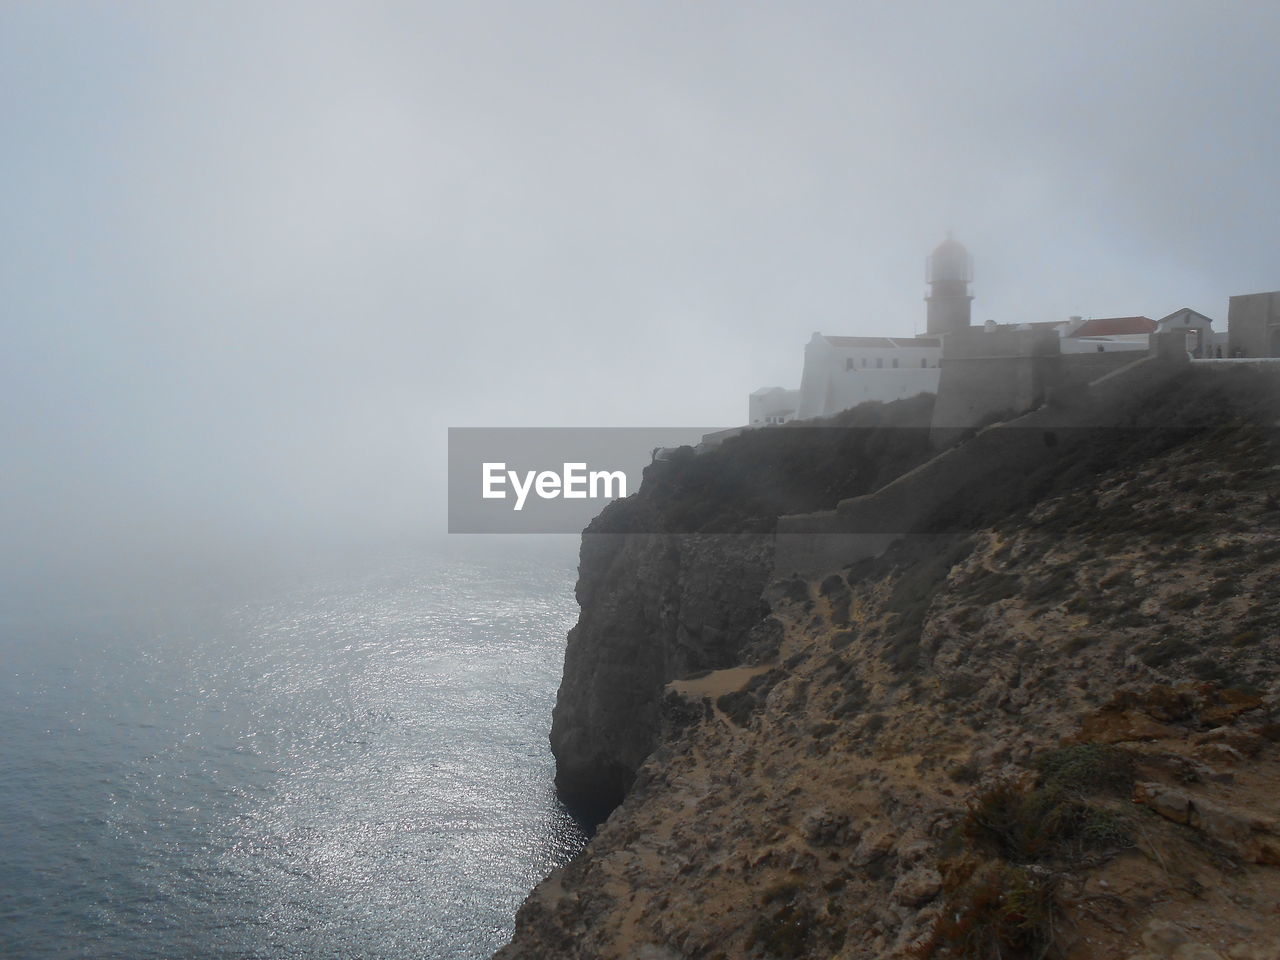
xmin=510 ymin=366 xmax=1280 ymax=959
xmin=548 ymin=396 xmax=937 ymax=818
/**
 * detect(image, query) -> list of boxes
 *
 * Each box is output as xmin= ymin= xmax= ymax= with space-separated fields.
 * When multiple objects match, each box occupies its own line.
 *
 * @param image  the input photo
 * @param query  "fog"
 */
xmin=3 ymin=1 xmax=1278 ymax=601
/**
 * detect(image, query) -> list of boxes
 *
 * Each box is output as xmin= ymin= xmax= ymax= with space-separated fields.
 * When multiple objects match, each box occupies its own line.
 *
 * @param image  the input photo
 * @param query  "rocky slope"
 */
xmin=507 ymin=367 xmax=1280 ymax=959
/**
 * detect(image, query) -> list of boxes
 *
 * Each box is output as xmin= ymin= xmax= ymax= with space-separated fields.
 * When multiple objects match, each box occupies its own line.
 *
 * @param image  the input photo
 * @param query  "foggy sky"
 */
xmin=3 ymin=1 xmax=1278 ymax=592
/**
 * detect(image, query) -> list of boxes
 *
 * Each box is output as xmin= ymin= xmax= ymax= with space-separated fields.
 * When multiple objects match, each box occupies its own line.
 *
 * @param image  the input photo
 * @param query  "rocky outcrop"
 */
xmin=550 ymin=532 xmax=773 ymax=818
xmin=502 ymin=367 xmax=1280 ymax=959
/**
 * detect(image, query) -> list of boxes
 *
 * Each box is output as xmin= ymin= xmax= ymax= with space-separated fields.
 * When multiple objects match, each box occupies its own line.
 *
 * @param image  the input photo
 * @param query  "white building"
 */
xmin=1155 ymin=307 xmax=1226 ymax=358
xmin=746 ymin=236 xmax=969 ymax=424
xmin=743 ymin=238 xmax=1233 ymax=425
xmin=795 ymin=334 xmax=941 ymax=419
xmin=993 ymin=312 xmax=1226 ymax=357
xmin=994 ymin=316 xmax=1153 ymax=355
xmin=749 ymin=386 xmax=802 ymax=426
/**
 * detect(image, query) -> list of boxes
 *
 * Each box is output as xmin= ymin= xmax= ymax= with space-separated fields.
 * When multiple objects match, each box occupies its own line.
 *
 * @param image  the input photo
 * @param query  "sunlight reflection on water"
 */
xmin=0 ymin=549 xmax=587 ymax=959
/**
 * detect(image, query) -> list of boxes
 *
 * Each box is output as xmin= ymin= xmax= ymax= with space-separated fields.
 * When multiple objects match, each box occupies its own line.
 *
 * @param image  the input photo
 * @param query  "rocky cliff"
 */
xmin=507 ymin=367 xmax=1280 ymax=959
xmin=549 ymin=396 xmax=937 ymax=818
xmin=551 ymin=531 xmax=775 ymax=819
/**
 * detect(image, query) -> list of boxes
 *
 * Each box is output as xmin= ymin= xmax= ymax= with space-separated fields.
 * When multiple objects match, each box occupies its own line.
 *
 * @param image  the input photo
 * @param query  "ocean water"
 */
xmin=0 ymin=547 xmax=587 ymax=959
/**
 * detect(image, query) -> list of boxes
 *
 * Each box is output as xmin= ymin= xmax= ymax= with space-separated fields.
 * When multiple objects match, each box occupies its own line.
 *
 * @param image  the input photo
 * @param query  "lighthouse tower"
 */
xmin=925 ymin=234 xmax=974 ymax=336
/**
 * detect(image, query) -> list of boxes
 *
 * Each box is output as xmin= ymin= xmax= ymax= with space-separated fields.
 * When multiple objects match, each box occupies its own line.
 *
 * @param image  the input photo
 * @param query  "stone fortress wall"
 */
xmin=774 ymin=331 xmax=1197 ymax=578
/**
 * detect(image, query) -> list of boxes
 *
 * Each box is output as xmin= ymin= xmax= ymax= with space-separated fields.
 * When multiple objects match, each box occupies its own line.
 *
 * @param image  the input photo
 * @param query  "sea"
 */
xmin=0 ymin=545 xmax=588 ymax=959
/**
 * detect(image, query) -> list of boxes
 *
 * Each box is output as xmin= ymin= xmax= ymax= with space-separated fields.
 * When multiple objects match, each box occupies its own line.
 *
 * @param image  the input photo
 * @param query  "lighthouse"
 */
xmin=925 ymin=234 xmax=974 ymax=336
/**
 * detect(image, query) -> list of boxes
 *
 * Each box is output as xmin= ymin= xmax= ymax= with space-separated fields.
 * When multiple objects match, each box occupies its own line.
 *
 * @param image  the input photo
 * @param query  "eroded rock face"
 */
xmin=550 ymin=532 xmax=773 ymax=818
xmin=1134 ymin=779 xmax=1280 ymax=865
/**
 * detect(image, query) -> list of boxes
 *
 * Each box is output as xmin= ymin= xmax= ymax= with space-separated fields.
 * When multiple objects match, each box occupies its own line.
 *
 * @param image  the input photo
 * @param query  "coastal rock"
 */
xmin=1143 ymin=920 xmax=1190 ymax=953
xmin=892 ymin=867 xmax=942 ymax=907
xmin=550 ymin=532 xmax=773 ymax=817
xmin=800 ymin=806 xmax=851 ymax=847
xmin=1133 ymin=781 xmax=1193 ymax=824
xmin=1134 ymin=781 xmax=1280 ymax=864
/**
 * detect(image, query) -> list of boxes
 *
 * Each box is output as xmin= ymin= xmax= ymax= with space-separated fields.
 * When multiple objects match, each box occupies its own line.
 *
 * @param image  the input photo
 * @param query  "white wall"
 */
xmin=822 ymin=368 xmax=940 ymax=412
xmin=798 ymin=334 xmax=941 ymax=418
xmin=1060 ymin=335 xmax=1148 ymax=354
xmin=749 ymin=387 xmax=801 ymax=425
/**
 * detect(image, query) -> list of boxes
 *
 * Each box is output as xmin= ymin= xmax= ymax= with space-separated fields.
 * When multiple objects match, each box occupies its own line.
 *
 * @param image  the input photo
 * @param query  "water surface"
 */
xmin=0 ymin=548 xmax=586 ymax=959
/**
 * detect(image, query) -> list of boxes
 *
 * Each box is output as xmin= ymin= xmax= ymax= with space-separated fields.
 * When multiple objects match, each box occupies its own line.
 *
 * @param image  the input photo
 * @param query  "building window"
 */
xmin=876 ymin=358 xmax=883 ymax=368
xmin=861 ymin=357 xmax=867 ymax=367
xmin=845 ymin=358 xmax=853 ymax=371
xmin=921 ymin=358 xmax=927 ymax=368
xmin=892 ymin=358 xmax=899 ymax=368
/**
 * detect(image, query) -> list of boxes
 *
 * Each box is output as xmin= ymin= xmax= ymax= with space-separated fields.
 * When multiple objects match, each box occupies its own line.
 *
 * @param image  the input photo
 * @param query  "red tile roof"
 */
xmin=1070 ymin=316 xmax=1156 ymax=337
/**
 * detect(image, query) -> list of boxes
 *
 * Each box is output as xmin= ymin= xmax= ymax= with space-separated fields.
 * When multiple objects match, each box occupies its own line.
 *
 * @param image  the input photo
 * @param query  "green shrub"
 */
xmin=918 ymin=744 xmax=1138 ymax=957
xmin=1189 ymin=655 xmax=1232 ymax=684
xmin=913 ymin=861 xmax=1056 ymax=960
xmin=1035 ymin=743 xmax=1135 ymax=797
xmin=964 ymin=758 xmax=1134 ymax=864
xmin=1207 ymin=578 xmax=1238 ymax=600
xmin=963 ymin=783 xmax=1068 ymax=863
